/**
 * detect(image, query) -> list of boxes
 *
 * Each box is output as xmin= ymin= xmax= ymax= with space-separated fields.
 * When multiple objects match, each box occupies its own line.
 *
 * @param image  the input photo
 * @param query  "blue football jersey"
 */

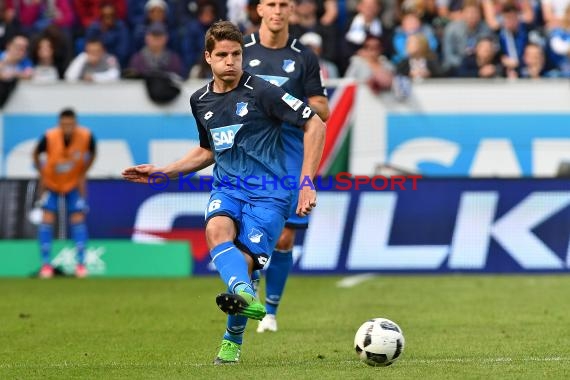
xmin=243 ymin=33 xmax=326 ymax=173
xmin=189 ymin=72 xmax=315 ymax=215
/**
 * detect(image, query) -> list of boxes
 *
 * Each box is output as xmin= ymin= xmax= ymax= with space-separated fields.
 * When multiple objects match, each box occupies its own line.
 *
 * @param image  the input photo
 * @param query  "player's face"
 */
xmin=59 ymin=116 xmax=77 ymax=137
xmin=205 ymin=40 xmax=243 ymax=84
xmin=258 ymin=0 xmax=292 ymax=33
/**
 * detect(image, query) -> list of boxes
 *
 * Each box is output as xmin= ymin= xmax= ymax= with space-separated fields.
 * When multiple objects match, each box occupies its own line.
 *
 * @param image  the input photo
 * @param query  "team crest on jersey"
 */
xmin=210 ymin=124 xmax=243 ymax=151
xmin=248 ymin=228 xmax=264 ymax=243
xmin=236 ymin=102 xmax=248 ymax=117
xmin=249 ymin=59 xmax=261 ymax=67
xmin=282 ymin=59 xmax=295 ymax=73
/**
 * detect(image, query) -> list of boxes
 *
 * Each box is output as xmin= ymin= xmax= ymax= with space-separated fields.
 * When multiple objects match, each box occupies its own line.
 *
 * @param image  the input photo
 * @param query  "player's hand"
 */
xmin=121 ymin=164 xmax=160 ymax=184
xmin=296 ymin=180 xmax=317 ymax=216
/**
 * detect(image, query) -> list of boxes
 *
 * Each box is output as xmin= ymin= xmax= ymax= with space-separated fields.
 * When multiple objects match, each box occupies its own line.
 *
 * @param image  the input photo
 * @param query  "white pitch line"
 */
xmin=403 ymin=357 xmax=570 ymax=364
xmin=336 ymin=273 xmax=376 ymax=288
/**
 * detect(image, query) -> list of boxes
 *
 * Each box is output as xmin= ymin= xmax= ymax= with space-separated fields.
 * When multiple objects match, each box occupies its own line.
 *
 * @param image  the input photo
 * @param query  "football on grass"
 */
xmin=354 ymin=318 xmax=405 ymax=367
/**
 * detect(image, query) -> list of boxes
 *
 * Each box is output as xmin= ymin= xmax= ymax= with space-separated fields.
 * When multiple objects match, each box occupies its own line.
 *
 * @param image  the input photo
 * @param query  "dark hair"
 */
xmin=85 ymin=35 xmax=104 ymax=46
xmin=100 ymin=1 xmax=116 ymax=10
xmin=59 ymin=108 xmax=76 ymax=119
xmin=501 ymin=2 xmax=519 ymax=14
xmin=204 ymin=21 xmax=243 ymax=53
xmin=30 ymin=36 xmax=52 ymax=64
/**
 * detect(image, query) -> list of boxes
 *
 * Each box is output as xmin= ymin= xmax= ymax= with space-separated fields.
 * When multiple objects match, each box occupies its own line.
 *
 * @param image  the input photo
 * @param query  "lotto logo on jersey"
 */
xmin=210 ymin=124 xmax=243 ymax=151
xmin=281 ymin=93 xmax=303 ymax=111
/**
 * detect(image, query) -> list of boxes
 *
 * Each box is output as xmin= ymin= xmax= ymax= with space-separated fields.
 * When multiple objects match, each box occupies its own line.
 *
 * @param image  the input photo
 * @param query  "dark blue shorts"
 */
xmin=204 ymin=190 xmax=287 ymax=269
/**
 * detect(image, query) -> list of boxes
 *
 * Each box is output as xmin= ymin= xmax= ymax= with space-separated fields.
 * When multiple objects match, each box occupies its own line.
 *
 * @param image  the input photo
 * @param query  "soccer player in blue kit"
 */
xmin=122 ymin=21 xmax=325 ymax=364
xmin=243 ymin=0 xmax=330 ymax=333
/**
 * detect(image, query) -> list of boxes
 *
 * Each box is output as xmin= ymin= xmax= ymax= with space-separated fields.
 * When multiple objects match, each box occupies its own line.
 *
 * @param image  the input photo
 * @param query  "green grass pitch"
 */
xmin=1 ymin=275 xmax=569 ymax=379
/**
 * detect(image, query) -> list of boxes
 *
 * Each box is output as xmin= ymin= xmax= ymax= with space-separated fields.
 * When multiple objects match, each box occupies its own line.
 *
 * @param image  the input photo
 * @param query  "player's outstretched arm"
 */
xmin=297 ymin=114 xmax=326 ymax=216
xmin=160 ymin=146 xmax=214 ymax=177
xmin=122 ymin=147 xmax=214 ymax=184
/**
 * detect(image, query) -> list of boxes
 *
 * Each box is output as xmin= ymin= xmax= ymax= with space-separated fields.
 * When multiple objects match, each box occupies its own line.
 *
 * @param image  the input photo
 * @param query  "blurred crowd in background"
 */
xmin=0 ymin=0 xmax=568 ymax=91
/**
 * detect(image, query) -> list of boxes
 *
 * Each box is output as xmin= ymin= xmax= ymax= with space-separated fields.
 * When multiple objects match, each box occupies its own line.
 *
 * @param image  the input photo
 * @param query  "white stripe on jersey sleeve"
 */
xmin=243 ymin=75 xmax=253 ymax=89
xmin=244 ymin=33 xmax=256 ymax=47
xmin=198 ymin=83 xmax=210 ymax=99
xmin=290 ymin=39 xmax=301 ymax=53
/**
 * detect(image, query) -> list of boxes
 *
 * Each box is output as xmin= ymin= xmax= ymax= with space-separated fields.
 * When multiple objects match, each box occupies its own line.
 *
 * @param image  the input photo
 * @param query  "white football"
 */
xmin=354 ymin=317 xmax=405 ymax=367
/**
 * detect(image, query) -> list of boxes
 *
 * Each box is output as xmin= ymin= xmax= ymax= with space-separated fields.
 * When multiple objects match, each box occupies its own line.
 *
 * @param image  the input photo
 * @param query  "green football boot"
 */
xmin=213 ymin=339 xmax=241 ymax=365
xmin=215 ymin=290 xmax=266 ymax=321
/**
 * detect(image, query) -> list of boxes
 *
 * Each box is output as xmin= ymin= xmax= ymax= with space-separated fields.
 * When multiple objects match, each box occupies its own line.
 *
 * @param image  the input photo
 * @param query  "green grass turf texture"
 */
xmin=1 ymin=275 xmax=569 ymax=379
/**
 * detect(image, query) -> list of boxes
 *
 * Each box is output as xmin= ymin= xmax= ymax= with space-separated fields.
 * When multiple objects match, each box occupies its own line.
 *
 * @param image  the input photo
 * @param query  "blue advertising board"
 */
xmin=1 ymin=114 xmax=199 ymax=176
xmin=84 ymin=178 xmax=570 ymax=274
xmin=387 ymin=114 xmax=570 ymax=176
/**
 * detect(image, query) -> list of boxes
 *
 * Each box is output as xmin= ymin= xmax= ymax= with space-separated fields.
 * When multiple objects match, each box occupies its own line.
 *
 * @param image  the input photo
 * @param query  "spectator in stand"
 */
xmin=290 ymin=0 xmax=338 ymax=63
xmin=520 ymin=42 xmax=553 ymax=77
xmin=72 ymin=0 xmax=127 ymax=30
xmin=442 ymin=0 xmax=493 ymax=76
xmin=38 ymin=25 xmax=73 ymax=78
xmin=436 ymin=0 xmax=467 ymax=21
xmin=344 ymin=34 xmax=394 ymax=93
xmin=0 ymin=1 xmax=20 ymax=51
xmin=0 ymin=34 xmax=33 ymax=80
xmin=64 ymin=37 xmax=120 ymax=82
xmin=236 ymin=0 xmax=261 ymax=35
xmin=127 ymin=0 xmax=175 ymax=28
xmin=396 ymin=32 xmax=442 ymax=79
xmin=173 ymin=0 xmax=227 ymax=20
xmin=392 ymin=10 xmax=439 ymax=64
xmin=342 ymin=0 xmax=384 ymax=72
xmin=481 ymin=0 xmax=535 ymax=31
xmin=318 ymin=0 xmax=339 ymax=27
xmin=542 ymin=0 xmax=570 ymax=29
xmin=180 ymin=1 xmax=217 ymax=74
xmin=300 ymin=31 xmax=340 ymax=78
xmin=125 ymin=22 xmax=184 ymax=78
xmin=5 ymin=0 xmax=74 ymax=37
xmin=30 ymin=36 xmax=59 ymax=82
xmin=458 ymin=35 xmax=505 ymax=77
xmin=85 ymin=2 xmax=131 ymax=67
xmin=548 ymin=4 xmax=570 ymax=76
xmin=497 ymin=3 xmax=531 ymax=78
xmin=130 ymin=0 xmax=178 ymax=54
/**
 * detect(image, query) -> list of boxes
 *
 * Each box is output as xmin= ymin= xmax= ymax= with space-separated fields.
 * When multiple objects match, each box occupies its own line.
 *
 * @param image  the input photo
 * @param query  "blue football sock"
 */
xmin=38 ymin=223 xmax=53 ymax=265
xmin=210 ymin=241 xmax=255 ymax=297
xmin=71 ymin=222 xmax=88 ymax=265
xmin=223 ymin=314 xmax=248 ymax=345
xmin=265 ymin=249 xmax=293 ymax=315
xmin=251 ymin=269 xmax=261 ymax=294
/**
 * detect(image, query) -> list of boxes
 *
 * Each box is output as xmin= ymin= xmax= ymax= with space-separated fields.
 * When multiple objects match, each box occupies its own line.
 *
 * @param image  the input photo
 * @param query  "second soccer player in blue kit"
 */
xmin=242 ymin=0 xmax=330 ymax=333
